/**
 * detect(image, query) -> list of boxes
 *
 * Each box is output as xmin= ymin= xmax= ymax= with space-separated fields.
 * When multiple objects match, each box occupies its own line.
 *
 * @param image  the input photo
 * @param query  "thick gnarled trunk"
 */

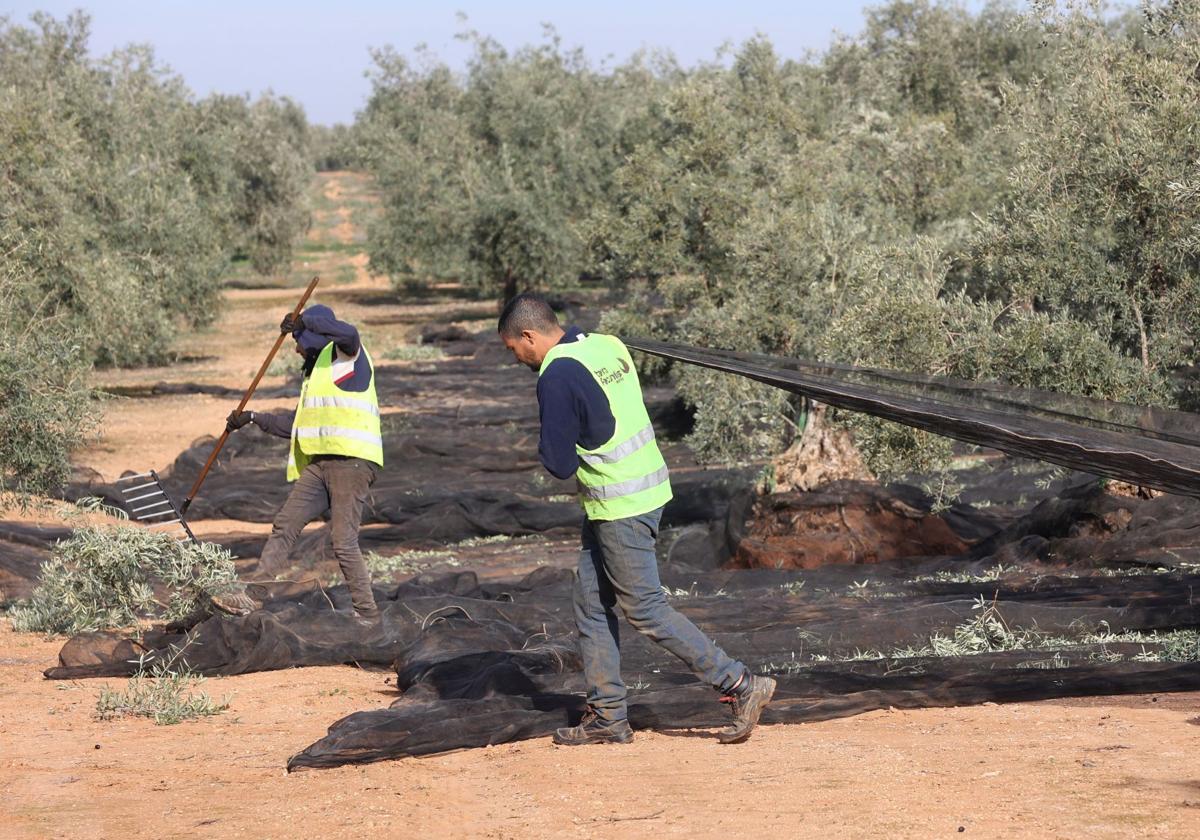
xmin=770 ymin=402 xmax=873 ymax=493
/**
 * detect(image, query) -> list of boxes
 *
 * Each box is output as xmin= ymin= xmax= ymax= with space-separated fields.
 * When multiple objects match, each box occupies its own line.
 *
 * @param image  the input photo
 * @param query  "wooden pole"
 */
xmin=180 ymin=276 xmax=320 ymax=514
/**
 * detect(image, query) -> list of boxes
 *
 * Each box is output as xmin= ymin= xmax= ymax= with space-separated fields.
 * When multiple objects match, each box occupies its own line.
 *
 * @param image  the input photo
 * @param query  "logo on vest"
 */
xmin=594 ymin=357 xmax=631 ymax=387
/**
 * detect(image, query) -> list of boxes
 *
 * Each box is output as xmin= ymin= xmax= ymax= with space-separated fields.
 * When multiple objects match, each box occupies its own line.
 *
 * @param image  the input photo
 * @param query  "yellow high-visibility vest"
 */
xmin=287 ymin=342 xmax=383 ymax=481
xmin=539 ymin=333 xmax=671 ymax=520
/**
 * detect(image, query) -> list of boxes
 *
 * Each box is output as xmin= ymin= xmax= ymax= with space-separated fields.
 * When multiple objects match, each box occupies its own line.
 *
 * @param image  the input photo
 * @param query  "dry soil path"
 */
xmin=2 ymin=622 xmax=1199 ymax=839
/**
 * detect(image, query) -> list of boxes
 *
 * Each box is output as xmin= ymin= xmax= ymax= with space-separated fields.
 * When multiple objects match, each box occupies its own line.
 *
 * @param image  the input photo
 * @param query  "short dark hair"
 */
xmin=497 ymin=292 xmax=559 ymax=337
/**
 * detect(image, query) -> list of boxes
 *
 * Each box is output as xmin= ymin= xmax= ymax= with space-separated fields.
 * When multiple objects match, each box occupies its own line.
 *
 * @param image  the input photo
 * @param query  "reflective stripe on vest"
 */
xmin=579 ymin=464 xmax=670 ymax=501
xmin=287 ymin=342 xmax=383 ymax=481
xmin=294 ymin=426 xmax=384 ymax=445
xmin=577 ymin=421 xmax=656 ymax=466
xmin=539 ymin=333 xmax=672 ymax=520
xmin=301 ymin=396 xmax=381 ymax=416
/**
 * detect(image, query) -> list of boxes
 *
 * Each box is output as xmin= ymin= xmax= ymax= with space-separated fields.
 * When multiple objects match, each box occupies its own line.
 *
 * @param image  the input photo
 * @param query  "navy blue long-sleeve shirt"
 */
xmin=252 ymin=309 xmax=372 ymax=438
xmin=536 ymin=327 xmax=616 ymax=480
xmin=299 ymin=310 xmax=361 ymax=359
xmin=252 ymin=409 xmax=296 ymax=439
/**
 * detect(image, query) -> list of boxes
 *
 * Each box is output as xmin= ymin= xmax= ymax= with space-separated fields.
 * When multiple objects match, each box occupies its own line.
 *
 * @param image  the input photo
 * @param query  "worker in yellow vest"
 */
xmin=216 ymin=304 xmax=383 ymax=624
xmin=498 ymin=293 xmax=776 ymax=746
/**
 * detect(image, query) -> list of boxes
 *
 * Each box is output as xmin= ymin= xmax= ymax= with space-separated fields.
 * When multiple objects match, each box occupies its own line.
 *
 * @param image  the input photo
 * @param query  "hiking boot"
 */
xmin=209 ymin=584 xmax=261 ymax=617
xmin=552 ymin=708 xmax=634 ymax=746
xmin=718 ymin=674 xmax=776 ymax=744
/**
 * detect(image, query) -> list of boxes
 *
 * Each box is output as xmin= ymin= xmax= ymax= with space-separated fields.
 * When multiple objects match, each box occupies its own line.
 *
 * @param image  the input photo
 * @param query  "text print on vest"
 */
xmin=595 ymin=357 xmax=631 ymax=387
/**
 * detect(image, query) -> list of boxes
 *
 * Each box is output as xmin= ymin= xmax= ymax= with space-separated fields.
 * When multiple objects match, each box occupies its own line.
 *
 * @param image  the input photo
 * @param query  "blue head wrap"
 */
xmin=295 ymin=304 xmax=335 ymax=355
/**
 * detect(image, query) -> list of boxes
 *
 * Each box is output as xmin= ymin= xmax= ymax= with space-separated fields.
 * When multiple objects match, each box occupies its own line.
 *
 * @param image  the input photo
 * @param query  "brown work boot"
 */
xmin=352 ymin=608 xmax=383 ymax=631
xmin=209 ymin=583 xmax=261 ymax=617
xmin=553 ymin=707 xmax=634 ymax=746
xmin=718 ymin=674 xmax=776 ymax=744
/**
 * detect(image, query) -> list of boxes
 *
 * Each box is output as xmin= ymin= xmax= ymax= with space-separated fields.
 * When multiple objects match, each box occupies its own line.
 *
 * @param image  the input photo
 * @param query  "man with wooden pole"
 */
xmin=213 ymin=302 xmax=384 ymax=623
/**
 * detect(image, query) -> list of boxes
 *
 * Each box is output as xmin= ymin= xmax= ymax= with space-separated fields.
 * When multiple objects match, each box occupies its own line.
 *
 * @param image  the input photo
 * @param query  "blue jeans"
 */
xmin=574 ymin=506 xmax=746 ymax=722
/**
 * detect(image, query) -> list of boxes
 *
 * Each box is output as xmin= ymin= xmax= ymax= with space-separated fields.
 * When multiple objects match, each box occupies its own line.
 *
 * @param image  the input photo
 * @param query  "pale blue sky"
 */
xmin=3 ymin=1 xmax=991 ymax=124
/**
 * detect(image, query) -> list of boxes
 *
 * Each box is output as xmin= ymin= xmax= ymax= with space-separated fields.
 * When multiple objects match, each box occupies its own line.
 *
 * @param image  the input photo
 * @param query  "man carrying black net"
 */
xmin=498 ymin=293 xmax=776 ymax=745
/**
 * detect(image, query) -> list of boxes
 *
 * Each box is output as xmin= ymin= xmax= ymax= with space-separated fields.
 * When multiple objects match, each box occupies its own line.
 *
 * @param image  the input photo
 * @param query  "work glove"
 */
xmin=280 ymin=312 xmax=304 ymax=335
xmin=226 ymin=410 xmax=254 ymax=433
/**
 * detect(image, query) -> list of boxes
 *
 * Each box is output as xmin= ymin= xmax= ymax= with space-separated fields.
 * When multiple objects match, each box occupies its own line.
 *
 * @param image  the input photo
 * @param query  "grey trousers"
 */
xmin=259 ymin=456 xmax=378 ymax=617
xmin=575 ymin=506 xmax=746 ymax=722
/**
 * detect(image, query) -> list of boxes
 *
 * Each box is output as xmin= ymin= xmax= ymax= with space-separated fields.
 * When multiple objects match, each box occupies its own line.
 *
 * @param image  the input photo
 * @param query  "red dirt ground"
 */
xmin=3 ymin=620 xmax=1199 ymax=839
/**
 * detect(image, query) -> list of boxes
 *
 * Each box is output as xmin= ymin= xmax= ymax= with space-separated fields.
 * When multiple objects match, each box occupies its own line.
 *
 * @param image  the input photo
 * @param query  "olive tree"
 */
xmin=358 ymin=29 xmax=672 ymax=297
xmin=0 ymin=12 xmax=312 ymax=501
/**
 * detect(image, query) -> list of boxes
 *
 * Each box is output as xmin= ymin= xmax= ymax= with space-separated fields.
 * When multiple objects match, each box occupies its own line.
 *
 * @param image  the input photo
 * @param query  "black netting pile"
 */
xmin=0 ymin=523 xmax=69 ymax=603
xmin=626 ymin=339 xmax=1200 ymax=496
xmin=38 ymin=482 xmax=1200 ymax=770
